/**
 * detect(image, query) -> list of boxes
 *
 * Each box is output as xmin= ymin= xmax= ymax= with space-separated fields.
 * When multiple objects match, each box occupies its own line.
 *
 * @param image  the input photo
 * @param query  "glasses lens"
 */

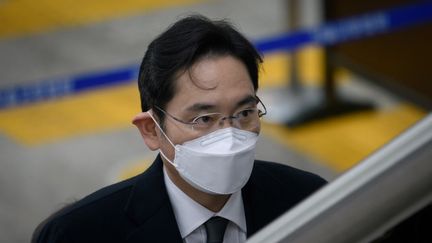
xmin=190 ymin=106 xmax=264 ymax=135
xmin=192 ymin=113 xmax=222 ymax=131
xmin=233 ymin=108 xmax=260 ymax=130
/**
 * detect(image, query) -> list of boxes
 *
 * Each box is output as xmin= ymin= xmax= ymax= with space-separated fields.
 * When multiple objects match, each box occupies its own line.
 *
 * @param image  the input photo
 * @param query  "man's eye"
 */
xmin=194 ymin=115 xmax=215 ymax=125
xmin=238 ymin=109 xmax=255 ymax=118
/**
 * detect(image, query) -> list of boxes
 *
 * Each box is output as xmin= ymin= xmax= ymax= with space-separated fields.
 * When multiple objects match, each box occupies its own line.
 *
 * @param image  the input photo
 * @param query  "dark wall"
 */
xmin=325 ymin=0 xmax=432 ymax=109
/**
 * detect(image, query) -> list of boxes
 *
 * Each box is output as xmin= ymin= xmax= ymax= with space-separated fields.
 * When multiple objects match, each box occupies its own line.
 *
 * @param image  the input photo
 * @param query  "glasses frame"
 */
xmin=154 ymin=96 xmax=267 ymax=130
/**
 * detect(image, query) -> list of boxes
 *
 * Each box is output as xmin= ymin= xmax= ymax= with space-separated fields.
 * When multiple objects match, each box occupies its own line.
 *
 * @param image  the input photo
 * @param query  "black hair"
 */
xmin=137 ymin=14 xmax=263 ymax=123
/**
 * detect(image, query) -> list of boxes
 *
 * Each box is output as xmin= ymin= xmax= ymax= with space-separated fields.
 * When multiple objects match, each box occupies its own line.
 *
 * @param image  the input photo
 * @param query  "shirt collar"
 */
xmin=163 ymin=166 xmax=246 ymax=238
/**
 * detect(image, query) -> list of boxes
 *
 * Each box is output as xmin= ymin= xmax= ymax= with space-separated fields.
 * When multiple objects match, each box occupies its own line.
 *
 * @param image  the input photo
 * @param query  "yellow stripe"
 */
xmin=260 ymin=46 xmax=348 ymax=89
xmin=0 ymin=0 xmax=202 ymax=38
xmin=262 ymin=104 xmax=426 ymax=172
xmin=259 ymin=52 xmax=291 ymax=88
xmin=297 ymin=45 xmax=325 ymax=84
xmin=0 ymin=83 xmax=140 ymax=145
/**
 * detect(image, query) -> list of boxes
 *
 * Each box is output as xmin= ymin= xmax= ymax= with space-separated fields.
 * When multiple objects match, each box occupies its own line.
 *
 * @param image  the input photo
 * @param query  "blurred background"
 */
xmin=0 ymin=0 xmax=430 ymax=242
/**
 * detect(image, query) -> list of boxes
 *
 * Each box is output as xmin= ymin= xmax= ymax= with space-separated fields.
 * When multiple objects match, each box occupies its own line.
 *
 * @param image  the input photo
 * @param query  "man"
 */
xmin=34 ymin=15 xmax=326 ymax=243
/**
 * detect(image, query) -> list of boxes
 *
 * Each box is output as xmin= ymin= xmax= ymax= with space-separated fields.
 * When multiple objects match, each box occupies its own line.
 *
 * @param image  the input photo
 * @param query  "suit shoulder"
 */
xmin=252 ymin=160 xmax=327 ymax=192
xmin=33 ymin=175 xmax=140 ymax=242
xmin=65 ymin=174 xmax=138 ymax=214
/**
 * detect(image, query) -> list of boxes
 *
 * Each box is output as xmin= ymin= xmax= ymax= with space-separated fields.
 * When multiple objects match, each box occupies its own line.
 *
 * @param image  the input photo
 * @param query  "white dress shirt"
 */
xmin=163 ymin=166 xmax=247 ymax=243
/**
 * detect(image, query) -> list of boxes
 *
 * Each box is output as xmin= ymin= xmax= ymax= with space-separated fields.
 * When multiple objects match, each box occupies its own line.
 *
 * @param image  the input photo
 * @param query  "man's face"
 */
xmin=156 ymin=54 xmax=260 ymax=162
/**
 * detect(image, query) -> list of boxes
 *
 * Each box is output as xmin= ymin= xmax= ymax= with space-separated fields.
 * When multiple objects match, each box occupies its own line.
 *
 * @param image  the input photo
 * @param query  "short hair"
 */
xmin=137 ymin=14 xmax=263 ymax=122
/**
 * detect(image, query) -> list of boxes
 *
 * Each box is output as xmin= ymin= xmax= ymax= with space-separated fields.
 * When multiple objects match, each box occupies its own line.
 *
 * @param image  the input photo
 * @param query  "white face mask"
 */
xmin=148 ymin=111 xmax=258 ymax=195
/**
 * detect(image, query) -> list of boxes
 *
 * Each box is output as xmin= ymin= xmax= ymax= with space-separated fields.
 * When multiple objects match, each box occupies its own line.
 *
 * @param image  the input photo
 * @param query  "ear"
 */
xmin=132 ymin=112 xmax=160 ymax=151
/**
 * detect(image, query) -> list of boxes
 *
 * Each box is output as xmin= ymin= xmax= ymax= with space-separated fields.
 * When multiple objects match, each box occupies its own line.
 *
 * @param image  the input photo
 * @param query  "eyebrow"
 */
xmin=185 ymin=103 xmax=216 ymax=113
xmin=236 ymin=95 xmax=258 ymax=107
xmin=184 ymin=94 xmax=257 ymax=113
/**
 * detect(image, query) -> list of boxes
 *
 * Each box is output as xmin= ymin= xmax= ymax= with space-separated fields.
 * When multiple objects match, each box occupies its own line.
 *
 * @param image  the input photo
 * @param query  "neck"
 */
xmin=164 ymin=162 xmax=230 ymax=212
xmin=194 ymin=191 xmax=231 ymax=212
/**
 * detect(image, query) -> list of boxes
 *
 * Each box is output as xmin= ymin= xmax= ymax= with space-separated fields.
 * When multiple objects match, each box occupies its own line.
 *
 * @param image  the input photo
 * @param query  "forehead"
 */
xmin=165 ymin=55 xmax=256 ymax=112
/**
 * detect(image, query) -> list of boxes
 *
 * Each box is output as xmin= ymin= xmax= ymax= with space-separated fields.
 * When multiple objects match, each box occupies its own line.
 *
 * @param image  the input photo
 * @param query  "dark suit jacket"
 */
xmin=35 ymin=155 xmax=326 ymax=243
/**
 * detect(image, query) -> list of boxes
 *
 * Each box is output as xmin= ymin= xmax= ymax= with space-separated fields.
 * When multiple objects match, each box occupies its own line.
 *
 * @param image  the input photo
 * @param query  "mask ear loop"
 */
xmin=147 ymin=110 xmax=177 ymax=149
xmin=147 ymin=110 xmax=179 ymax=168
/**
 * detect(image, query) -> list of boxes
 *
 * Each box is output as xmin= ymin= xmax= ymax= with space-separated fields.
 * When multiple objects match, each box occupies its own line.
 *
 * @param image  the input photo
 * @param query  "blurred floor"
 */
xmin=0 ymin=0 xmax=426 ymax=242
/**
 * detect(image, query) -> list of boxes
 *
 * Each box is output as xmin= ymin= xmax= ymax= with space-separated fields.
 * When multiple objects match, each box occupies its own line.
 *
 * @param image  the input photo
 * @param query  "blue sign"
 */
xmin=256 ymin=1 xmax=432 ymax=52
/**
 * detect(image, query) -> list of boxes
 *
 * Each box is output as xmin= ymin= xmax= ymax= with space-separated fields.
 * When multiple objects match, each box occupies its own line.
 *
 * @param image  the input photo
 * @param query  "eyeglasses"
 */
xmin=154 ymin=96 xmax=267 ymax=134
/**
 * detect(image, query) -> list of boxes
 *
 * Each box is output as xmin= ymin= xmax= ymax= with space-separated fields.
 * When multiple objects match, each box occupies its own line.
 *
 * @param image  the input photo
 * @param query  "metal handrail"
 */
xmin=248 ymin=113 xmax=432 ymax=243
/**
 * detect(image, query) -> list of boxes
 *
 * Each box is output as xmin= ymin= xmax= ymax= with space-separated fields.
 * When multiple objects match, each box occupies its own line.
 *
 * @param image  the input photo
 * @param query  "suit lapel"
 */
xmin=124 ymin=155 xmax=182 ymax=242
xmin=243 ymin=172 xmax=267 ymax=238
xmin=242 ymin=163 xmax=291 ymax=238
